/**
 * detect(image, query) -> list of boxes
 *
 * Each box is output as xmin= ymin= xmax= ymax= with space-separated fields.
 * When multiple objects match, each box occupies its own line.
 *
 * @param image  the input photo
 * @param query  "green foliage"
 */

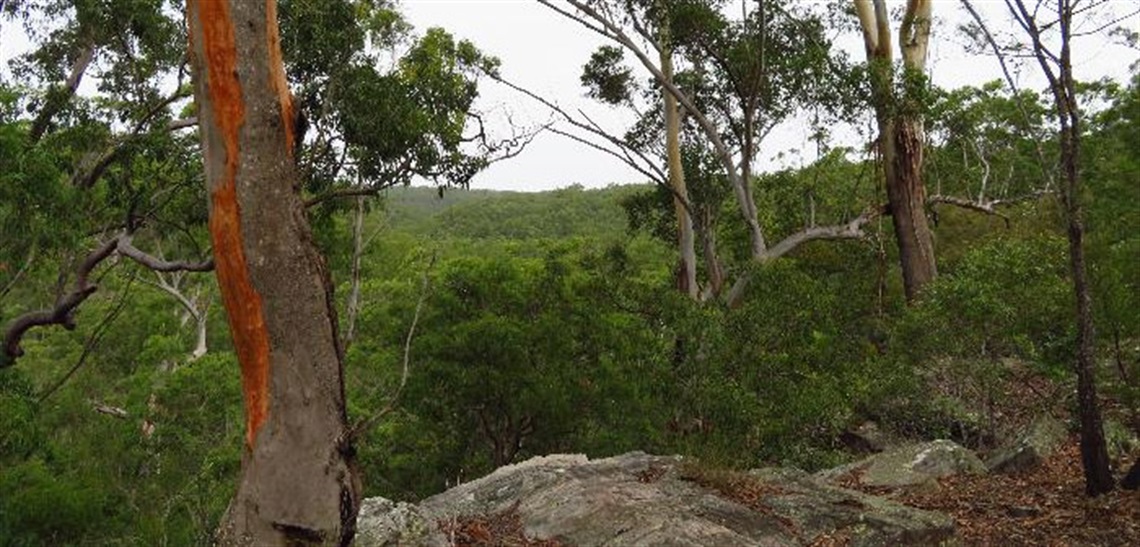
xmin=351 ymin=241 xmax=669 ymax=498
xmin=581 ymin=45 xmax=633 ymax=105
xmin=898 ymin=236 xmax=1073 ymax=369
xmin=0 ymin=458 xmax=108 ymax=546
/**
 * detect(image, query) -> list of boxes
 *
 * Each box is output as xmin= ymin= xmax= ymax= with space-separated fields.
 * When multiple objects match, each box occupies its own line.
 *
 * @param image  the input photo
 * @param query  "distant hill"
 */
xmin=380 ymin=184 xmax=648 ymax=241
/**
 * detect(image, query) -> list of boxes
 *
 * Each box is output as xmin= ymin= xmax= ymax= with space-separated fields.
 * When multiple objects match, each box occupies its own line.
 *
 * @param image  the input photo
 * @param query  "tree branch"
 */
xmin=2 ymin=234 xmax=212 ymax=365
xmin=29 ymin=40 xmax=96 ymax=143
xmin=725 ymin=204 xmax=887 ymax=308
xmin=116 ymin=234 xmax=213 ymax=272
xmin=342 ymin=253 xmax=437 ymax=444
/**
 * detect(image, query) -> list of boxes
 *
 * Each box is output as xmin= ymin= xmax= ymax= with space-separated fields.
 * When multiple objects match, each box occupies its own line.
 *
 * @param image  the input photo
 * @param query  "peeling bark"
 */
xmin=855 ymin=0 xmax=938 ymax=303
xmin=186 ymin=0 xmax=361 ymax=543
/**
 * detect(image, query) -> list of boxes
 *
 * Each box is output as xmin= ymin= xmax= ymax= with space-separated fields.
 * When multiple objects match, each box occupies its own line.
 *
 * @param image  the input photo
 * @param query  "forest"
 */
xmin=0 ymin=0 xmax=1137 ymax=545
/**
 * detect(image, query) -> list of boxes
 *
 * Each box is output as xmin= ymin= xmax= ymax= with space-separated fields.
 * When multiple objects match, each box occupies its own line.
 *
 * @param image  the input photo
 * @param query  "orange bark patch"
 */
xmin=265 ymin=0 xmax=295 ymax=157
xmin=189 ymin=0 xmax=271 ymax=447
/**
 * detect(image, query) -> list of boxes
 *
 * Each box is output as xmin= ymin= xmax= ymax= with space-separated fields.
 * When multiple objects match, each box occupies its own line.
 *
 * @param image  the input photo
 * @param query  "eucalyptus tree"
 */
xmin=3 ymin=0 xmax=512 ymax=541
xmin=961 ymin=0 xmax=1127 ymax=496
xmin=540 ymin=0 xmax=874 ymax=307
xmin=852 ymin=0 xmax=937 ymax=302
xmin=185 ymin=1 xmax=362 ymax=540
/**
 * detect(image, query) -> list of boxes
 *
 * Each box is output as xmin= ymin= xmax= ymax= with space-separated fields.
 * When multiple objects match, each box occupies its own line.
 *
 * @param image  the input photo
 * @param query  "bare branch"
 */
xmin=168 ymin=117 xmax=198 ymax=131
xmin=725 ymin=204 xmax=888 ymax=308
xmin=1071 ymin=7 xmax=1140 ymax=38
xmin=2 ymin=238 xmax=117 ymax=364
xmin=343 ymin=253 xmax=437 ymax=443
xmin=117 ymin=234 xmax=213 ymax=272
xmin=928 ymin=194 xmax=1012 ymax=225
xmin=92 ymin=401 xmax=129 ymax=419
xmin=303 ymin=186 xmax=389 ymax=209
xmin=492 ymin=74 xmax=703 ymax=214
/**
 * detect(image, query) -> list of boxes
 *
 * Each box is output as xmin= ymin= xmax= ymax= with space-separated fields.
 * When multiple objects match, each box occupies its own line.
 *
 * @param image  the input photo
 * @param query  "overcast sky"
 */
xmin=398 ymin=0 xmax=1138 ymax=192
xmin=1 ymin=1 xmax=1135 ymax=192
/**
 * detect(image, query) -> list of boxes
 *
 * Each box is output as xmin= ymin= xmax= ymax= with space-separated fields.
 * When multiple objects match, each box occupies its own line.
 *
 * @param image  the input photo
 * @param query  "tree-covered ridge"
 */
xmin=384 ymin=184 xmax=642 ymax=239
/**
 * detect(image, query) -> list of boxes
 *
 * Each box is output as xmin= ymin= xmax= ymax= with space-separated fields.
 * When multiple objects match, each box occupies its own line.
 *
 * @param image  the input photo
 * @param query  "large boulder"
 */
xmin=355 ymin=452 xmax=955 ymax=546
xmin=984 ymin=415 xmax=1067 ymax=474
xmin=817 ymin=440 xmax=986 ymax=488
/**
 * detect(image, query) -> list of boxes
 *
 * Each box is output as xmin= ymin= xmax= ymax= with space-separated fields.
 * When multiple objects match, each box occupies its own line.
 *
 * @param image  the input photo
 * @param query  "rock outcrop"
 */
xmin=355 ymin=452 xmax=955 ymax=546
xmin=816 ymin=440 xmax=986 ymax=488
xmin=985 ymin=415 xmax=1067 ymax=474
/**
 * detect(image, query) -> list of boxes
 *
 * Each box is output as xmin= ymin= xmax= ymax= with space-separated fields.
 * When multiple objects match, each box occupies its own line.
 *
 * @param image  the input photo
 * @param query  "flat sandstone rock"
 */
xmin=355 ymin=452 xmax=955 ymax=546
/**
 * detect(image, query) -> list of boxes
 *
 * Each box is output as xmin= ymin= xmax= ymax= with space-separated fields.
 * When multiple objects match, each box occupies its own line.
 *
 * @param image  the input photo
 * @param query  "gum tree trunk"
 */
xmin=855 ymin=0 xmax=937 ymax=302
xmin=186 ymin=0 xmax=361 ymax=543
xmin=660 ymin=41 xmax=698 ymax=300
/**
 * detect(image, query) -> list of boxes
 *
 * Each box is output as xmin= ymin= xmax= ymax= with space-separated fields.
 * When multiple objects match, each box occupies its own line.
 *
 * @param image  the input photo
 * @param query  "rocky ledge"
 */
xmin=355 ymin=451 xmax=956 ymax=546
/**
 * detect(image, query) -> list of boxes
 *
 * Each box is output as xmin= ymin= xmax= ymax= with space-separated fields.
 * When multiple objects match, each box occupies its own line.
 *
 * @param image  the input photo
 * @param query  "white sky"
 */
xmin=2 ymin=1 xmax=1136 ymax=192
xmin=400 ymin=0 xmax=1138 ymax=191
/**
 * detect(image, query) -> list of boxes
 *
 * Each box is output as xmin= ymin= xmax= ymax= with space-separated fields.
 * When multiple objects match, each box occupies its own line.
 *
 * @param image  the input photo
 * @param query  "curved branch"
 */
xmin=927 ymin=190 xmax=1052 ymax=227
xmin=2 ymin=234 xmax=213 ymax=365
xmin=116 ymin=235 xmax=213 ymax=272
xmin=725 ymin=204 xmax=887 ymax=308
xmin=2 ymin=238 xmax=117 ymax=364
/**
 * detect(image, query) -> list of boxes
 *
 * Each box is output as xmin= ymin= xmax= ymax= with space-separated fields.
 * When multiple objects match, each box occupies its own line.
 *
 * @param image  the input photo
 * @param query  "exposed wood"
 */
xmin=93 ymin=402 xmax=129 ymax=419
xmin=855 ymin=0 xmax=938 ymax=303
xmin=187 ymin=0 xmax=361 ymax=541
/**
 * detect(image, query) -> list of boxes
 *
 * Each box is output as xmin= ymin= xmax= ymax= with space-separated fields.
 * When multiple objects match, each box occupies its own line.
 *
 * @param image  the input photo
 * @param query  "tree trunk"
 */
xmin=883 ymin=117 xmax=937 ymax=302
xmin=1058 ymin=61 xmax=1114 ymax=499
xmin=855 ymin=0 xmax=938 ymax=303
xmin=186 ymin=0 xmax=361 ymax=544
xmin=344 ymin=196 xmax=366 ymax=347
xmin=660 ymin=36 xmax=698 ymax=300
